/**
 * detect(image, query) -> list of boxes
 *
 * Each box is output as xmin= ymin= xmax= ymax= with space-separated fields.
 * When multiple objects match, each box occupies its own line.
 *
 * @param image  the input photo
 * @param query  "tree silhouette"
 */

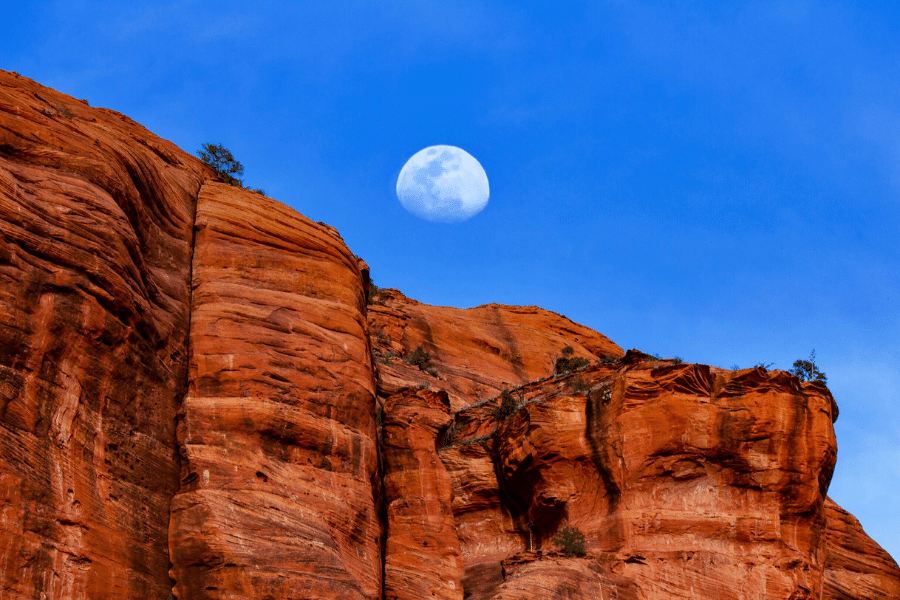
xmin=790 ymin=350 xmax=827 ymax=383
xmin=197 ymin=143 xmax=244 ymax=186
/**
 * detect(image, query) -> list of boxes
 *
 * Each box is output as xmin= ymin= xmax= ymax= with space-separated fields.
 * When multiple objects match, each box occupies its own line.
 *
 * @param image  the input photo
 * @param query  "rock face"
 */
xmin=0 ymin=70 xmax=208 ymax=599
xmin=823 ymin=497 xmax=900 ymax=599
xmin=436 ymin=354 xmax=854 ymax=599
xmin=382 ymin=389 xmax=462 ymax=600
xmin=168 ymin=182 xmax=381 ymax=599
xmin=0 ymin=71 xmax=897 ymax=600
xmin=369 ymin=289 xmax=623 ymax=411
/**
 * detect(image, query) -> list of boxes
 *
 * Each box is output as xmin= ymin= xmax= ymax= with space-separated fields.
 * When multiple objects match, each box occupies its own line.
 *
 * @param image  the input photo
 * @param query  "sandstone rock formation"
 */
xmin=168 ymin=182 xmax=381 ymax=599
xmin=824 ymin=497 xmax=900 ymax=599
xmin=0 ymin=70 xmax=897 ymax=600
xmin=435 ymin=354 xmax=850 ymax=599
xmin=369 ymin=289 xmax=623 ymax=411
xmin=382 ymin=388 xmax=462 ymax=600
xmin=0 ymin=70 xmax=209 ymax=599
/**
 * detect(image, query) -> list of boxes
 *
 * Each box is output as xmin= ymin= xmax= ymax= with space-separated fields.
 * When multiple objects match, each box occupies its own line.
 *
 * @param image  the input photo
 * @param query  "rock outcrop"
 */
xmin=369 ymin=289 xmax=623 ymax=411
xmin=168 ymin=182 xmax=381 ymax=599
xmin=434 ymin=353 xmax=877 ymax=599
xmin=823 ymin=497 xmax=900 ymax=599
xmin=0 ymin=70 xmax=208 ymax=599
xmin=0 ymin=71 xmax=897 ymax=600
xmin=382 ymin=389 xmax=462 ymax=600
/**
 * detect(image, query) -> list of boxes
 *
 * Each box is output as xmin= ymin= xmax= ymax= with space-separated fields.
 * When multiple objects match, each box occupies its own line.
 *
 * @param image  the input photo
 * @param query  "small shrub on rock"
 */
xmin=440 ymin=421 xmax=460 ymax=449
xmin=197 ymin=143 xmax=244 ymax=186
xmin=367 ymin=281 xmax=389 ymax=305
xmin=406 ymin=346 xmax=438 ymax=377
xmin=491 ymin=389 xmax=520 ymax=420
xmin=790 ymin=350 xmax=827 ymax=383
xmin=552 ymin=524 xmax=587 ymax=557
xmin=555 ymin=355 xmax=590 ymax=376
xmin=570 ymin=377 xmax=592 ymax=393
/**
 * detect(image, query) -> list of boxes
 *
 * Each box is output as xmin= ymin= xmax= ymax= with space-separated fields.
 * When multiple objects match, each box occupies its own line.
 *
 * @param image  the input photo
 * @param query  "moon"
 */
xmin=396 ymin=145 xmax=489 ymax=223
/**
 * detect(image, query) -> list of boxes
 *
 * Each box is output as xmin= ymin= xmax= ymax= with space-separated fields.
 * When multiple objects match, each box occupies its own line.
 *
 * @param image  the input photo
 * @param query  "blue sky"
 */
xmin=3 ymin=1 xmax=898 ymax=559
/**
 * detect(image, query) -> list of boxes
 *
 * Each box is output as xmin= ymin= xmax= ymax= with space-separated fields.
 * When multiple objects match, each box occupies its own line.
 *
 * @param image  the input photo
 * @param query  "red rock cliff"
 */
xmin=168 ymin=182 xmax=381 ymax=599
xmin=0 ymin=71 xmax=897 ymax=600
xmin=0 ymin=70 xmax=208 ymax=599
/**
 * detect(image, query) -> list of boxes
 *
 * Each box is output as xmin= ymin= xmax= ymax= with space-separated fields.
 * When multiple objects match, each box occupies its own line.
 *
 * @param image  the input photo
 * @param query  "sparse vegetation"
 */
xmin=462 ymin=433 xmax=493 ymax=446
xmin=374 ymin=327 xmax=390 ymax=345
xmin=754 ymin=362 xmax=775 ymax=370
xmin=406 ymin=346 xmax=438 ymax=377
xmin=671 ymin=357 xmax=684 ymax=365
xmin=367 ymin=280 xmax=388 ymax=305
xmin=197 ymin=143 xmax=244 ymax=186
xmin=375 ymin=349 xmax=398 ymax=365
xmin=197 ymin=143 xmax=268 ymax=194
xmin=790 ymin=350 xmax=827 ymax=383
xmin=491 ymin=389 xmax=521 ymax=420
xmin=570 ymin=377 xmax=592 ymax=393
xmin=552 ymin=524 xmax=587 ymax=557
xmin=554 ymin=346 xmax=590 ymax=376
xmin=440 ymin=421 xmax=460 ymax=449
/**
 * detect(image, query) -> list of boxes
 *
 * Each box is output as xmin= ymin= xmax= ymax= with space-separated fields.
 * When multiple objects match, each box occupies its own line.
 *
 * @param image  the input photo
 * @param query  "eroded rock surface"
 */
xmin=382 ymin=388 xmax=463 ymax=600
xmin=438 ymin=354 xmax=898 ymax=599
xmin=823 ymin=497 xmax=900 ymax=599
xmin=0 ymin=71 xmax=208 ymax=599
xmin=0 ymin=71 xmax=896 ymax=600
xmin=369 ymin=289 xmax=623 ymax=411
xmin=168 ymin=183 xmax=381 ymax=599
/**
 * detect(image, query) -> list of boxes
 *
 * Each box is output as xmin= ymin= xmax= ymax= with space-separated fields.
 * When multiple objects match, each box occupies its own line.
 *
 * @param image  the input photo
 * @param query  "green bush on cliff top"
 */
xmin=198 ymin=143 xmax=244 ymax=186
xmin=790 ymin=350 xmax=827 ymax=383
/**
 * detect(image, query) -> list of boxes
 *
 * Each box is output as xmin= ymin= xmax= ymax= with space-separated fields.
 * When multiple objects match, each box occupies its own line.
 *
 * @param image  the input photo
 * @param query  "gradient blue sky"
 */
xmin=3 ymin=1 xmax=898 ymax=559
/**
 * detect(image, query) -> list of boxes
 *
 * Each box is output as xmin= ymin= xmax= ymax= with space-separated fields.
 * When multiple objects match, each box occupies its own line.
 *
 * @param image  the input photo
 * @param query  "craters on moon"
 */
xmin=396 ymin=145 xmax=489 ymax=223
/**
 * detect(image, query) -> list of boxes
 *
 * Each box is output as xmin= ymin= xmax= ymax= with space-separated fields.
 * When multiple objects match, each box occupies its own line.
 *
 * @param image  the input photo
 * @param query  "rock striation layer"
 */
xmin=369 ymin=289 xmax=623 ymax=411
xmin=382 ymin=388 xmax=463 ymax=600
xmin=168 ymin=182 xmax=381 ymax=599
xmin=0 ymin=71 xmax=897 ymax=600
xmin=823 ymin=497 xmax=900 ymax=599
xmin=0 ymin=70 xmax=209 ymax=599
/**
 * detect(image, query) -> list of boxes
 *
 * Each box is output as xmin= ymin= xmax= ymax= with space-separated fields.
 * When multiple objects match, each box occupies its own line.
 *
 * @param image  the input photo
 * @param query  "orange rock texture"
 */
xmin=0 ymin=70 xmax=209 ymax=599
xmin=168 ymin=182 xmax=381 ymax=599
xmin=0 ymin=71 xmax=897 ymax=600
xmin=823 ymin=497 xmax=900 ymax=599
xmin=440 ymin=355 xmax=844 ymax=598
xmin=368 ymin=289 xmax=623 ymax=411
xmin=382 ymin=388 xmax=462 ymax=600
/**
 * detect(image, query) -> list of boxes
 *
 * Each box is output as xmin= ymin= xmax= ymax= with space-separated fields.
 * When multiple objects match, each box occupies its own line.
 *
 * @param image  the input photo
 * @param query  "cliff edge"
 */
xmin=1 ymin=71 xmax=896 ymax=600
